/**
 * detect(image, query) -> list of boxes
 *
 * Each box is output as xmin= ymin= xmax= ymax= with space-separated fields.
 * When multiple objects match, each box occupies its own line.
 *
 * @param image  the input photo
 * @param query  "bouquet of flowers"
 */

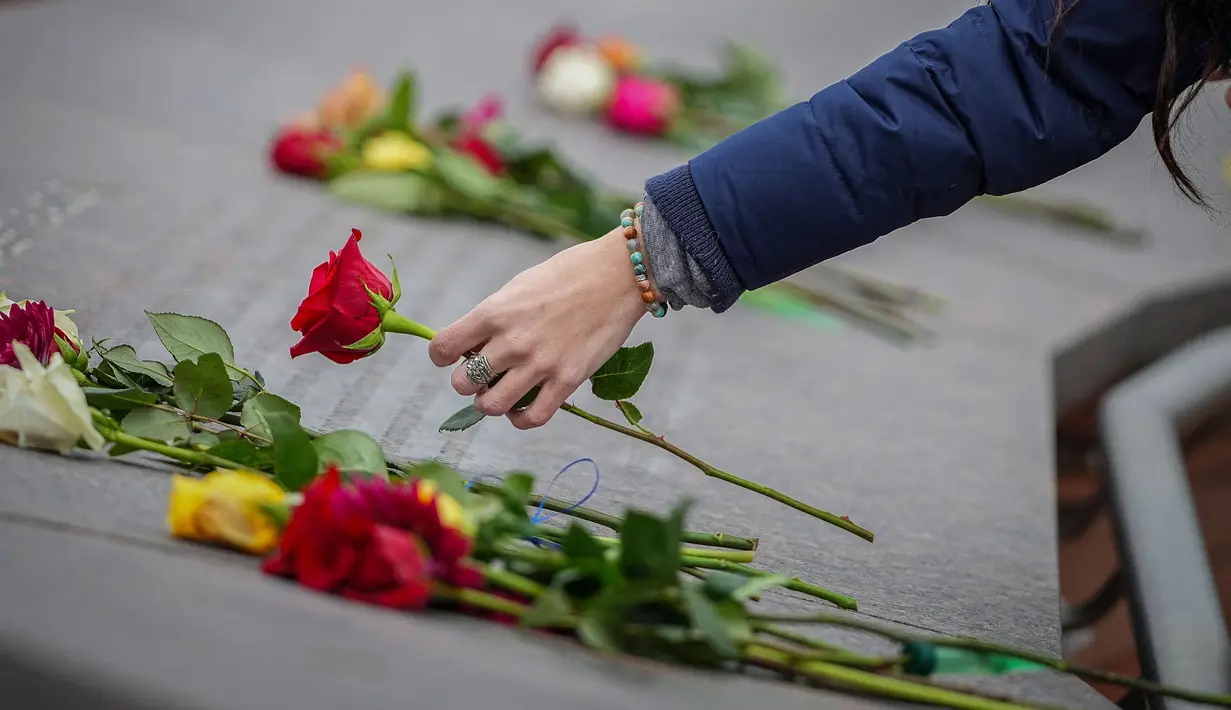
xmin=1 ymin=234 xmax=1224 ymax=710
xmin=268 ymin=70 xmax=941 ymax=343
xmin=531 ymin=26 xmax=779 ymax=151
xmin=529 ymin=24 xmax=1144 ymax=244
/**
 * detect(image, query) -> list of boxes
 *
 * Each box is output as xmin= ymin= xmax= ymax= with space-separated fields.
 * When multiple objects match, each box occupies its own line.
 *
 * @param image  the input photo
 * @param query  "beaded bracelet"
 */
xmin=622 ymin=202 xmax=667 ymax=319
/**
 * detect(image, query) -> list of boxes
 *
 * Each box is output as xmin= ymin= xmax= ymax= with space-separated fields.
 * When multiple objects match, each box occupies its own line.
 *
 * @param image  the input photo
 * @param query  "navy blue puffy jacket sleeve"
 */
xmin=645 ymin=0 xmax=1192 ymax=313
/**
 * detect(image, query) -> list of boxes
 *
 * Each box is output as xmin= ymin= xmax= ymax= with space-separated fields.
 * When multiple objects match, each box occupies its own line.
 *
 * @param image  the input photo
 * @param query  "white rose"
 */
xmin=0 ymin=342 xmax=104 ymax=454
xmin=0 ymin=292 xmax=80 ymax=346
xmin=536 ymin=46 xmax=616 ymax=116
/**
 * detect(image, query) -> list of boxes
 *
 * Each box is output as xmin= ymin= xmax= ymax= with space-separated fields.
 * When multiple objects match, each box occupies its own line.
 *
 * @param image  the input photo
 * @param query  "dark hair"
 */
xmin=1056 ymin=0 xmax=1231 ymax=206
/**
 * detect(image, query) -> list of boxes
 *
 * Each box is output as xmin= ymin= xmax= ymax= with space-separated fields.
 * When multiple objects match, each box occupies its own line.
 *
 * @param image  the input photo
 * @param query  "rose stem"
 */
xmin=528 ymin=525 xmax=755 ymax=563
xmin=463 ymin=479 xmax=758 ymax=551
xmin=380 ymin=319 xmax=871 ymax=541
xmin=154 ymin=401 xmax=270 ymax=444
xmin=434 ymin=585 xmax=529 ymax=618
xmin=746 ymin=638 xmax=900 ymax=670
xmin=477 ymin=562 xmax=545 ymax=599
xmin=492 ymin=543 xmax=854 ymax=611
xmin=560 ymin=402 xmax=874 ymax=542
xmin=90 ymin=412 xmax=258 ymax=473
xmin=742 ymin=647 xmax=1055 ymax=710
xmin=680 ymin=557 xmax=857 ymax=610
xmin=750 ymin=613 xmax=1231 ymax=706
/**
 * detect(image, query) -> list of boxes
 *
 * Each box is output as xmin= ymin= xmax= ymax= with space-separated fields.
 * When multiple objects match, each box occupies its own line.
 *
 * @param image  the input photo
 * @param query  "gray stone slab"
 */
xmin=5 ymin=0 xmax=1225 ymax=707
xmin=0 ymin=451 xmax=1110 ymax=710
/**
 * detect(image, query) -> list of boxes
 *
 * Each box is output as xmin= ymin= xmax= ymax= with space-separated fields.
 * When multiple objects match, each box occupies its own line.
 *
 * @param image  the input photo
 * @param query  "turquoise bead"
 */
xmin=621 ymin=216 xmax=634 ymax=228
xmin=620 ymin=208 xmax=635 ymax=221
xmin=634 ymin=202 xmax=644 ymax=217
xmin=649 ymin=302 xmax=667 ymax=318
xmin=630 ymin=251 xmax=644 ymax=265
xmin=626 ymin=238 xmax=639 ymax=252
xmin=632 ymin=264 xmax=647 ymax=276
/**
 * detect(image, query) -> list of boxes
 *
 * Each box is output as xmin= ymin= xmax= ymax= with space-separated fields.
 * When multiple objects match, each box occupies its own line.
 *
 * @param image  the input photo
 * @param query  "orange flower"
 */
xmin=316 ymin=70 xmax=387 ymax=132
xmin=596 ymin=35 xmax=642 ymax=73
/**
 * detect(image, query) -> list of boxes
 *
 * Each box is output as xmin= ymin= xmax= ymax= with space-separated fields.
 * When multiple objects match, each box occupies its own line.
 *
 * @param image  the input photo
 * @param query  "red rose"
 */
xmin=262 ymin=468 xmax=434 ymax=610
xmin=270 ymin=126 xmax=342 ymax=179
xmin=0 ymin=301 xmax=58 ymax=368
xmin=289 ymin=228 xmax=393 ymax=364
xmin=531 ymin=24 xmax=583 ymax=74
xmin=336 ymin=476 xmax=481 ymax=587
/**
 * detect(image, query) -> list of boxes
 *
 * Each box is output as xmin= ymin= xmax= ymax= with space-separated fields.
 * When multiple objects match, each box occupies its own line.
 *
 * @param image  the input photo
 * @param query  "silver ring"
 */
xmin=465 ymin=354 xmax=498 ymax=387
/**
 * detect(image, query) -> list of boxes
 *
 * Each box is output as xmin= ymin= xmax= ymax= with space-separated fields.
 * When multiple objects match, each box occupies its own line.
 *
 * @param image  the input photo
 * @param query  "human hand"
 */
xmin=428 ymin=224 xmax=651 ymax=429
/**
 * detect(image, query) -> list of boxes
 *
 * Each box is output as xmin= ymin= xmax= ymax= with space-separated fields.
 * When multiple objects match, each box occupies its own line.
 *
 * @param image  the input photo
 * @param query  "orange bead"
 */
xmin=623 ymin=226 xmax=637 ymax=238
xmin=638 ymin=281 xmax=652 ymax=292
xmin=640 ymin=291 xmax=656 ymax=303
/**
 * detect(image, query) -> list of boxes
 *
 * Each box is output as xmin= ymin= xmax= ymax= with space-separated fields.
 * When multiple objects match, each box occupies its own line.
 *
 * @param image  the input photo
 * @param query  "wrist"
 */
xmin=599 ymin=228 xmax=651 ymax=325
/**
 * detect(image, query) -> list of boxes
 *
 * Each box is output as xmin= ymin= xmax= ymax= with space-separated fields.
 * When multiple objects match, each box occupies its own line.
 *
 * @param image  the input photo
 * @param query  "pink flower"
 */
xmin=454 ymin=94 xmax=506 ymax=175
xmin=461 ymin=93 xmax=503 ymax=131
xmin=605 ymin=75 xmax=680 ymax=136
xmin=0 ymin=301 xmax=58 ymax=369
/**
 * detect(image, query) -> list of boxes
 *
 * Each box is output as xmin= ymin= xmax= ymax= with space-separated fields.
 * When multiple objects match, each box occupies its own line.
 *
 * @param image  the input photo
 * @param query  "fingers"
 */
xmin=474 ymin=365 xmax=544 ymax=418
xmin=429 ymin=304 xmax=494 ymax=367
xmin=507 ymin=378 xmax=580 ymax=430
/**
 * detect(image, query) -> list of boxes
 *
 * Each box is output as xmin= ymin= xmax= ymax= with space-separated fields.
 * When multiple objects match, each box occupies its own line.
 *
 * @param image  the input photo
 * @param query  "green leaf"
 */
xmin=589 ymin=343 xmax=654 ymax=401
xmin=730 ymin=574 xmax=790 ymax=601
xmin=576 ymin=606 xmax=621 ymax=653
xmin=120 ymin=408 xmax=190 ymax=442
xmin=188 ymin=431 xmax=221 ymax=448
xmin=439 ymin=404 xmax=485 ymax=432
xmin=92 ymin=361 xmax=141 ymax=389
xmin=208 ymin=439 xmax=274 ymax=470
xmin=145 ymin=312 xmax=251 ymax=383
xmin=434 ymin=149 xmax=506 ymax=201
xmin=266 ymin=411 xmax=318 ymax=491
xmin=382 ymin=71 xmax=417 ymax=132
xmin=619 ymin=508 xmax=683 ymax=586
xmin=312 ymin=430 xmax=387 ymax=479
xmin=172 ymin=353 xmax=233 ymax=420
xmin=239 ymin=394 xmax=301 ymax=442
xmin=521 ymin=587 xmax=574 ymax=629
xmin=701 ymin=570 xmax=749 ymax=601
xmin=329 ymin=171 xmax=443 ymax=213
xmin=97 ymin=344 xmax=173 ymax=387
xmin=617 ymin=400 xmax=643 ymax=427
xmin=682 ymin=585 xmax=739 ymax=659
xmin=408 ymin=460 xmax=468 ymax=505
xmin=82 ymin=387 xmax=159 ymax=412
xmin=562 ymin=523 xmax=608 ymax=562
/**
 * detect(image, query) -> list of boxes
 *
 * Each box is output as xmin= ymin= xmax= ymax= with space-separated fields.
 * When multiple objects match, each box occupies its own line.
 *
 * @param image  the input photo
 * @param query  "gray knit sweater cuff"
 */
xmin=640 ymin=197 xmax=714 ymax=311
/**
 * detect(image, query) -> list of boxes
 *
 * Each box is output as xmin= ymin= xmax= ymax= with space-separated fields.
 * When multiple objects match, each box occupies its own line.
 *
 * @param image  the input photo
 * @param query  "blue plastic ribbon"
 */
xmin=464 ymin=458 xmax=601 ymax=545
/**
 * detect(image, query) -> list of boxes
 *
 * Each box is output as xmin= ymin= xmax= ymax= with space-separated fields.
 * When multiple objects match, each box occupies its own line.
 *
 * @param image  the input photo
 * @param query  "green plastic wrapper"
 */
xmin=902 ymin=642 xmax=1048 ymax=677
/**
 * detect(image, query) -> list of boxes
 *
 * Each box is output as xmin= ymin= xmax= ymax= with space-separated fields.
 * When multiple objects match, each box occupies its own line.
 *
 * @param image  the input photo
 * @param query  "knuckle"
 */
xmin=474 ymin=395 xmax=508 ymax=417
xmin=523 ymin=408 xmax=553 ymax=428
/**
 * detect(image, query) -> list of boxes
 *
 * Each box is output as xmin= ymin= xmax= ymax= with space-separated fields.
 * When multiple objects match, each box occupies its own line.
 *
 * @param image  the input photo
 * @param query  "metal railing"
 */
xmin=1100 ymin=327 xmax=1231 ymax=710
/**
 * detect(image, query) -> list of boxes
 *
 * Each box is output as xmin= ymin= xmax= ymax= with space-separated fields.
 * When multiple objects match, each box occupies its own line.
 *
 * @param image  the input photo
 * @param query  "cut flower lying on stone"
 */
xmin=0 ymin=286 xmax=1224 ymax=710
xmin=0 ymin=341 xmax=102 ymax=453
xmin=167 ymin=469 xmax=287 ymax=556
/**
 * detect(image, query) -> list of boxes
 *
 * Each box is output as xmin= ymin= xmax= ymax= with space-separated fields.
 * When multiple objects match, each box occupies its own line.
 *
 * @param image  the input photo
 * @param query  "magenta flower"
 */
xmin=0 ymin=301 xmax=58 ymax=369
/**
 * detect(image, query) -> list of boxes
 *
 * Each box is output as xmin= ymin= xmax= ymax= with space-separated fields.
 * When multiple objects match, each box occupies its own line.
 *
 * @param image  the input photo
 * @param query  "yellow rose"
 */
xmin=361 ymin=133 xmax=433 ymax=172
xmin=167 ymin=470 xmax=286 ymax=556
xmin=416 ymin=479 xmax=474 ymax=536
